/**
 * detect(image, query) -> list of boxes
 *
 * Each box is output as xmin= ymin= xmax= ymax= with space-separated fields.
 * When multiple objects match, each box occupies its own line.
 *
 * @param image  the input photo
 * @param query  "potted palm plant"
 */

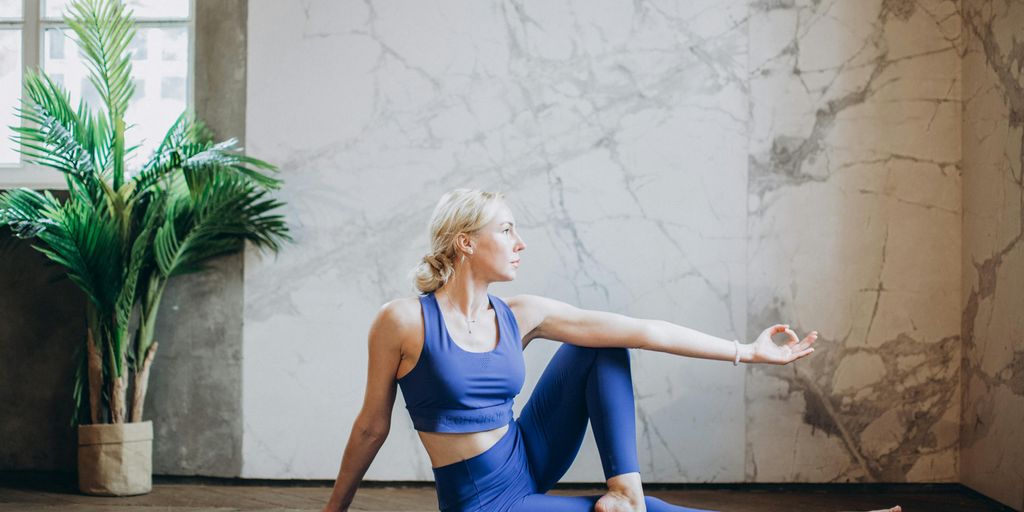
xmin=0 ymin=0 xmax=291 ymax=496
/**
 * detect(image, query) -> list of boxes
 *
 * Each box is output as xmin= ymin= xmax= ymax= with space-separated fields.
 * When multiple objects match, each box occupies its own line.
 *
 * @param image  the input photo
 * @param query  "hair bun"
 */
xmin=423 ymin=253 xmax=444 ymax=272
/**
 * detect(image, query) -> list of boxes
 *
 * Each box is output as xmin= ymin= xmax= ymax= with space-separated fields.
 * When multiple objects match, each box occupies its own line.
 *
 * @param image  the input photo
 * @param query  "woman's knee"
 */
xmin=558 ymin=344 xmax=631 ymax=370
xmin=594 ymin=346 xmax=630 ymax=366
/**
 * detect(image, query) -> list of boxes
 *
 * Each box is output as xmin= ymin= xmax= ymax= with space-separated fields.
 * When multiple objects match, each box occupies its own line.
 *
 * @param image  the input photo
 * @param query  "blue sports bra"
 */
xmin=396 ymin=291 xmax=526 ymax=433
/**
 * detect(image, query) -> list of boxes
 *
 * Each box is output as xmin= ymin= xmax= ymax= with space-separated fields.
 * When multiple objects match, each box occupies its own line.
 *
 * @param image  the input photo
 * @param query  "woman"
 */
xmin=321 ymin=189 xmax=900 ymax=512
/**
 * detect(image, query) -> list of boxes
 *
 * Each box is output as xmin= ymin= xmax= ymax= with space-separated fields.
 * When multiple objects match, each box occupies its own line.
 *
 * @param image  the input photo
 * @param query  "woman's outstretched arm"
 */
xmin=510 ymin=294 xmax=816 ymax=365
xmin=322 ymin=301 xmax=410 ymax=512
xmin=642 ymin=319 xmax=816 ymax=365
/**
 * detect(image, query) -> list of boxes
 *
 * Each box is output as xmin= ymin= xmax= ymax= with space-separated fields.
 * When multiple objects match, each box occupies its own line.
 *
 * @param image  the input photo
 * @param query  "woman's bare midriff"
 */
xmin=417 ymin=424 xmax=510 ymax=469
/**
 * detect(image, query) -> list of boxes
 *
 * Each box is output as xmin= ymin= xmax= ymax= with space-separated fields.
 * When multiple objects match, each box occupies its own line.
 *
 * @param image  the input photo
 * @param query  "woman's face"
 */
xmin=466 ymin=202 xmax=526 ymax=282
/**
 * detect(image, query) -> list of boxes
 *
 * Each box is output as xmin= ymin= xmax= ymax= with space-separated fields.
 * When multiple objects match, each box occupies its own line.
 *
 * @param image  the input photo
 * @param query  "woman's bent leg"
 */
xmin=517 ymin=344 xmax=641 ymax=492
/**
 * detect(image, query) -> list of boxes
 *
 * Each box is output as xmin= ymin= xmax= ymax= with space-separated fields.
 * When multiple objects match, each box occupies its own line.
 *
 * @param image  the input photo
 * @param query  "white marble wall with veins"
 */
xmin=962 ymin=1 xmax=1024 ymax=510
xmin=242 ymin=0 xmax=751 ymax=483
xmin=744 ymin=0 xmax=962 ymax=484
xmin=238 ymin=1 xmax=1020 ymax=507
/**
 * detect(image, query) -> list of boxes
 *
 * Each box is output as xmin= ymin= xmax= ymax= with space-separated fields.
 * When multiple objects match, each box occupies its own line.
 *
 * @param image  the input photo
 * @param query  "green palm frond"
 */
xmin=10 ymin=71 xmax=112 ymax=207
xmin=65 ymin=0 xmax=135 ymax=190
xmin=181 ymin=139 xmax=282 ymax=192
xmin=154 ymin=174 xmax=290 ymax=277
xmin=159 ymin=111 xmax=210 ymax=152
xmin=114 ymin=189 xmax=165 ymax=334
xmin=128 ymin=112 xmax=198 ymax=198
xmin=65 ymin=0 xmax=135 ymax=118
xmin=0 ymin=188 xmax=62 ymax=239
xmin=131 ymin=113 xmax=281 ymax=201
xmin=10 ymin=72 xmax=106 ymax=179
xmin=32 ymin=199 xmax=123 ymax=313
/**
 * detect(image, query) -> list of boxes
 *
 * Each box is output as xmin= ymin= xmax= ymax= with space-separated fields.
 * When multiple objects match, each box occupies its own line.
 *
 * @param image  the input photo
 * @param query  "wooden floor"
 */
xmin=0 ymin=474 xmax=1015 ymax=512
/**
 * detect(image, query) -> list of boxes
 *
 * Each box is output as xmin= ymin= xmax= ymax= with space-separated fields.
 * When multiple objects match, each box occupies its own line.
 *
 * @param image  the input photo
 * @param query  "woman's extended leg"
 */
xmin=513 ymin=494 xmax=714 ymax=512
xmin=511 ymin=495 xmax=900 ymax=512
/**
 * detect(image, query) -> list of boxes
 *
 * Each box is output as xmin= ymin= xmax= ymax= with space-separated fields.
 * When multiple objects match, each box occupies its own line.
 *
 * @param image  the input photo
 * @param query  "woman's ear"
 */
xmin=456 ymin=232 xmax=474 ymax=255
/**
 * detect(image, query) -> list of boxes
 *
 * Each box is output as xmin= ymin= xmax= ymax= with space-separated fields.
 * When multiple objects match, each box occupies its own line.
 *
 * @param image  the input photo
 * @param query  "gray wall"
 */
xmin=0 ymin=0 xmax=248 ymax=477
xmin=0 ymin=203 xmax=83 ymax=470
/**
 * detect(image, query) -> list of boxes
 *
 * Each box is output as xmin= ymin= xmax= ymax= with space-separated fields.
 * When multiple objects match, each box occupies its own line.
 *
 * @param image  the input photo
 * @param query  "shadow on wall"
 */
xmin=0 ymin=190 xmax=85 ymax=470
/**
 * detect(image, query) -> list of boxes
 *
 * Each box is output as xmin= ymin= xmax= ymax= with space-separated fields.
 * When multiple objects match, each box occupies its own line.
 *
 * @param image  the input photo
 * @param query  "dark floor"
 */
xmin=0 ymin=473 xmax=1015 ymax=512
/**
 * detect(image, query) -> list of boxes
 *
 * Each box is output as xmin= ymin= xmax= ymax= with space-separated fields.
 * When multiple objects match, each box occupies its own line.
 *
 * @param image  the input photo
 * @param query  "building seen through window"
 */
xmin=1 ymin=0 xmax=192 ymax=177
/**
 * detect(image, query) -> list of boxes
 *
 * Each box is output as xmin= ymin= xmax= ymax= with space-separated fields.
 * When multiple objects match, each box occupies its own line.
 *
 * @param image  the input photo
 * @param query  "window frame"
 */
xmin=0 ymin=0 xmax=195 ymax=190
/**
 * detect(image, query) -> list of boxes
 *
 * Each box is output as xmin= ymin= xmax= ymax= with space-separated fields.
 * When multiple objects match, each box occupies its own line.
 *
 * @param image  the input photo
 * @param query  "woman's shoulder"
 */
xmin=503 ymin=293 xmax=548 ymax=311
xmin=502 ymin=294 xmax=551 ymax=340
xmin=379 ymin=295 xmax=425 ymax=331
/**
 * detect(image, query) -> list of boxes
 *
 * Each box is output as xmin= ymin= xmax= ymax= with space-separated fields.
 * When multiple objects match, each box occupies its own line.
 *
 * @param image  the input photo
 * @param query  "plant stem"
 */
xmin=130 ymin=341 xmax=158 ymax=422
xmin=85 ymin=304 xmax=103 ymax=424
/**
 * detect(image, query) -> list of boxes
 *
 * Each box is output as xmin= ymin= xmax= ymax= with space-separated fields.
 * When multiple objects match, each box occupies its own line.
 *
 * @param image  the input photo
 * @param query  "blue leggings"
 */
xmin=431 ymin=344 xmax=715 ymax=512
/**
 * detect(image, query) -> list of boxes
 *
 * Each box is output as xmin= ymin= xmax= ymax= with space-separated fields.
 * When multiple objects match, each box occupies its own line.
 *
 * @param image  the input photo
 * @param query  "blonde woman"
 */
xmin=322 ymin=189 xmax=900 ymax=512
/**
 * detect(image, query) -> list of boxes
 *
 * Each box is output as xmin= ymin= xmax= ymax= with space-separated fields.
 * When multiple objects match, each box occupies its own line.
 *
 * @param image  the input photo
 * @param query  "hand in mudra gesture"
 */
xmin=749 ymin=324 xmax=817 ymax=365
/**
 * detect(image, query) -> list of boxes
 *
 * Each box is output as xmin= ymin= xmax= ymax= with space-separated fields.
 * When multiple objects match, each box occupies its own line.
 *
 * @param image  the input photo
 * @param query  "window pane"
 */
xmin=44 ymin=0 xmax=189 ymax=20
xmin=0 ymin=0 xmax=21 ymax=18
xmin=43 ymin=26 xmax=189 ymax=173
xmin=0 ymin=29 xmax=20 ymax=165
xmin=48 ymin=28 xmax=65 ymax=59
xmin=129 ymin=30 xmax=147 ymax=60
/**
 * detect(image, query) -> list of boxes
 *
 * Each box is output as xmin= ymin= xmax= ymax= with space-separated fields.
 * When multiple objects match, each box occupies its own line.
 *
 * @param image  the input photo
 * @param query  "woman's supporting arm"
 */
xmin=322 ymin=300 xmax=411 ymax=511
xmin=322 ymin=418 xmax=390 ymax=512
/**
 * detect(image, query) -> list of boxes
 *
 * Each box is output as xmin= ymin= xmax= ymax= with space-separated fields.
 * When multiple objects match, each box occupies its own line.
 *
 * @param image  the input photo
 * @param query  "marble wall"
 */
xmin=745 ymin=0 xmax=962 ymax=484
xmin=242 ymin=0 xmax=968 ymax=492
xmin=961 ymin=1 xmax=1024 ymax=510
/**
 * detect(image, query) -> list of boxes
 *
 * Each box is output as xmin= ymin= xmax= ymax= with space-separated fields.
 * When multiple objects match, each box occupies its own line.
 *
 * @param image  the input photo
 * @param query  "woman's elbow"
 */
xmin=635 ymin=320 xmax=664 ymax=351
xmin=355 ymin=416 xmax=391 ymax=440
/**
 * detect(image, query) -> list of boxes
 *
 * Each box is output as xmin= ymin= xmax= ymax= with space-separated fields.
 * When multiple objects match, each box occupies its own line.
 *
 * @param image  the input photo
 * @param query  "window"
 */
xmin=0 ymin=0 xmax=193 ymax=189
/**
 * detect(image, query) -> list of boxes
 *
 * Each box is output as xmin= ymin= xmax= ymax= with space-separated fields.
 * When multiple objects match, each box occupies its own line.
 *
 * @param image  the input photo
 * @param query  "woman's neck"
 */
xmin=437 ymin=278 xmax=490 ymax=319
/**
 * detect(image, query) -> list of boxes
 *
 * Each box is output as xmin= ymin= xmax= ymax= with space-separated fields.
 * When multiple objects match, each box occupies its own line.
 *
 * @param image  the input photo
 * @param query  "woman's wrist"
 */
xmin=742 ymin=343 xmax=756 ymax=363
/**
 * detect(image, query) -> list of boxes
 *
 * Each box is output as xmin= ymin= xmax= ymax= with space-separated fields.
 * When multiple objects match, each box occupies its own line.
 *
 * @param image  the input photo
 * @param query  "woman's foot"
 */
xmin=598 ymin=472 xmax=646 ymax=512
xmin=595 ymin=489 xmax=645 ymax=512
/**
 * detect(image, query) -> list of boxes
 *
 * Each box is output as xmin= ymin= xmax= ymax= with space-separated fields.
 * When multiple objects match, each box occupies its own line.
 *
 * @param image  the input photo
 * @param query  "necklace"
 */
xmin=440 ymin=290 xmax=486 ymax=334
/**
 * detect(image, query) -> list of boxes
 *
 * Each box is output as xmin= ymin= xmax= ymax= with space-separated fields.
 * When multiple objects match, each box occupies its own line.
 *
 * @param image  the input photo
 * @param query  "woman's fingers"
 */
xmin=800 ymin=331 xmax=819 ymax=351
xmin=764 ymin=325 xmax=820 ymax=363
xmin=783 ymin=327 xmax=819 ymax=351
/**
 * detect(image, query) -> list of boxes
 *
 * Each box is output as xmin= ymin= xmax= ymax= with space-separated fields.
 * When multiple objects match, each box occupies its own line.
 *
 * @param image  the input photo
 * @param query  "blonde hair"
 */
xmin=412 ymin=188 xmax=505 ymax=293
